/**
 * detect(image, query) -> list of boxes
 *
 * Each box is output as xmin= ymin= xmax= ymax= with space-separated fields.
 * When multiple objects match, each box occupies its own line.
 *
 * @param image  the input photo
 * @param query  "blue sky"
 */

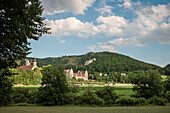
xmin=28 ymin=0 xmax=170 ymax=67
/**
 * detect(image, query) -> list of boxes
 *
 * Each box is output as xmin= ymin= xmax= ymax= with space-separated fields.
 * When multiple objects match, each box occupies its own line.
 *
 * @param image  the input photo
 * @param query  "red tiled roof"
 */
xmin=19 ymin=65 xmax=34 ymax=70
xmin=64 ymin=69 xmax=70 ymax=72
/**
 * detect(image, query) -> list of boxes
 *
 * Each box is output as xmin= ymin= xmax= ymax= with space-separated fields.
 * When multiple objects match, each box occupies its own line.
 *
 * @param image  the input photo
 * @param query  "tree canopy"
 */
xmin=0 ymin=0 xmax=49 ymax=106
xmin=0 ymin=0 xmax=50 ymax=70
xmin=36 ymin=66 xmax=68 ymax=105
xmin=129 ymin=70 xmax=164 ymax=99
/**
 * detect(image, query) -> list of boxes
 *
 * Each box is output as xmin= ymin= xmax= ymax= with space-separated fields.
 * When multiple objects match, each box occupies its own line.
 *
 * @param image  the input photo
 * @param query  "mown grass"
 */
xmin=0 ymin=106 xmax=170 ymax=113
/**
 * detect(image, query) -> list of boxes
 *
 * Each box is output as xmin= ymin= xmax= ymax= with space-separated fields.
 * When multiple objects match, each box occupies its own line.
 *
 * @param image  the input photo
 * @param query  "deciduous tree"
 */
xmin=0 ymin=0 xmax=49 ymax=106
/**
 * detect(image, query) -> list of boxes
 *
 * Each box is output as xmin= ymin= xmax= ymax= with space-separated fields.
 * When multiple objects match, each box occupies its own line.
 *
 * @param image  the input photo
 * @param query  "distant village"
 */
xmin=19 ymin=59 xmax=89 ymax=80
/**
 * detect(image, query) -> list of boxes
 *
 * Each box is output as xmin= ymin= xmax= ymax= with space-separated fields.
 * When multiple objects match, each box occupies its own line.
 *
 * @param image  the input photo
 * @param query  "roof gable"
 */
xmin=19 ymin=65 xmax=34 ymax=70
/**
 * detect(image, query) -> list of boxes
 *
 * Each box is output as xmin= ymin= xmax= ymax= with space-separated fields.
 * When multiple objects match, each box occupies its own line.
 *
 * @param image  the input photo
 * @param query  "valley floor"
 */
xmin=0 ymin=106 xmax=170 ymax=113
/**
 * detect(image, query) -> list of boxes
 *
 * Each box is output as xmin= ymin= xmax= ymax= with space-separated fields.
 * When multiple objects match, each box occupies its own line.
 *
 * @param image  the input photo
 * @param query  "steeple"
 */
xmin=25 ymin=59 xmax=30 ymax=66
xmin=33 ymin=59 xmax=37 ymax=66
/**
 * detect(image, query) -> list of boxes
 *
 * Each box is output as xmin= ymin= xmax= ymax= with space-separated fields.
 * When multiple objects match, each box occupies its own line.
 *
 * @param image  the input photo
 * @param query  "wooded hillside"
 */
xmin=18 ymin=52 xmax=164 ymax=74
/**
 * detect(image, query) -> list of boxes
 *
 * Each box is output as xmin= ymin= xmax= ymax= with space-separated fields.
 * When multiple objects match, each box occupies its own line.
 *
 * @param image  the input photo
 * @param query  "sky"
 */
xmin=28 ymin=0 xmax=170 ymax=67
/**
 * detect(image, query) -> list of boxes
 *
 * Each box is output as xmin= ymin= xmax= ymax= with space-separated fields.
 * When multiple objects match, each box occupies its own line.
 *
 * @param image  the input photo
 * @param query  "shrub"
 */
xmin=148 ymin=96 xmax=166 ymax=105
xmin=95 ymin=86 xmax=118 ymax=105
xmin=78 ymin=78 xmax=84 ymax=82
xmin=135 ymin=98 xmax=147 ymax=105
xmin=116 ymin=96 xmax=136 ymax=106
xmin=27 ymin=90 xmax=38 ymax=104
xmin=12 ymin=88 xmax=30 ymax=104
xmin=68 ymin=85 xmax=80 ymax=93
xmin=165 ymin=91 xmax=170 ymax=103
xmin=81 ymin=87 xmax=104 ymax=105
xmin=64 ymin=93 xmax=81 ymax=105
xmin=36 ymin=87 xmax=57 ymax=105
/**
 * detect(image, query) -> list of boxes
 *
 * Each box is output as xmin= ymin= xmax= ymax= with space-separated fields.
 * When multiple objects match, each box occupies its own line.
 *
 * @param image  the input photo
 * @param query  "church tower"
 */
xmin=33 ymin=59 xmax=37 ymax=66
xmin=25 ymin=59 xmax=30 ymax=66
xmin=85 ymin=70 xmax=88 ymax=80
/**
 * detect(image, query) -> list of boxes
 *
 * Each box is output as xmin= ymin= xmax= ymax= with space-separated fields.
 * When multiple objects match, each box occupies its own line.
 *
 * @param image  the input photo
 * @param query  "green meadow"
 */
xmin=13 ymin=85 xmax=134 ymax=96
xmin=0 ymin=106 xmax=170 ymax=113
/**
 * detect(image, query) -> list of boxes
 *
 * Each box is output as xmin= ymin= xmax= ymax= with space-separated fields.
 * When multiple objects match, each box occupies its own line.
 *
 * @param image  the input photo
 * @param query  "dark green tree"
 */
xmin=36 ymin=66 xmax=68 ymax=105
xmin=95 ymin=86 xmax=118 ymax=105
xmin=0 ymin=70 xmax=13 ymax=106
xmin=81 ymin=86 xmax=104 ymax=105
xmin=0 ymin=0 xmax=49 ymax=106
xmin=129 ymin=70 xmax=164 ymax=99
xmin=163 ymin=76 xmax=170 ymax=93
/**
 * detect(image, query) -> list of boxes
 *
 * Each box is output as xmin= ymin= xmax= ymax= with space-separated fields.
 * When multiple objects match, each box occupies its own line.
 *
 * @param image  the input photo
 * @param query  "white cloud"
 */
xmin=44 ymin=17 xmax=99 ymax=38
xmin=95 ymin=0 xmax=114 ymax=15
xmin=88 ymin=43 xmax=117 ymax=52
xmin=118 ymin=0 xmax=132 ymax=9
xmin=87 ymin=4 xmax=170 ymax=51
xmin=43 ymin=2 xmax=170 ymax=48
xmin=96 ymin=15 xmax=128 ymax=36
xmin=41 ymin=0 xmax=95 ymax=15
xmin=108 ymin=38 xmax=144 ymax=47
xmin=123 ymin=0 xmax=132 ymax=9
xmin=95 ymin=5 xmax=114 ymax=15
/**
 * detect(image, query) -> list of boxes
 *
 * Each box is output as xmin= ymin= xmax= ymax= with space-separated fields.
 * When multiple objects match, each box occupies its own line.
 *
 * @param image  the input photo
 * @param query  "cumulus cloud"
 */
xmin=95 ymin=0 xmax=114 ymax=15
xmin=44 ymin=15 xmax=128 ymax=38
xmin=118 ymin=0 xmax=132 ymax=9
xmin=96 ymin=15 xmax=128 ymax=36
xmin=88 ymin=43 xmax=117 ymax=52
xmin=88 ymin=4 xmax=170 ymax=51
xmin=95 ymin=5 xmax=114 ymax=15
xmin=44 ymin=17 xmax=99 ymax=38
xmin=41 ymin=0 xmax=95 ymax=15
xmin=43 ymin=2 xmax=170 ymax=49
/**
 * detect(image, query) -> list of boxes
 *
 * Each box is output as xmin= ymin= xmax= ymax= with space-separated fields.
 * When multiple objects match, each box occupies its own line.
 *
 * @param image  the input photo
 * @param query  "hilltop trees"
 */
xmin=0 ymin=0 xmax=49 ymax=106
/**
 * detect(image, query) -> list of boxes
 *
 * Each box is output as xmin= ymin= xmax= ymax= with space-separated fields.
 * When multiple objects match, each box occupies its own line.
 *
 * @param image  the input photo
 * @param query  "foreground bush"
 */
xmin=68 ymin=85 xmax=80 ymax=93
xmin=64 ymin=93 xmax=82 ymax=105
xmin=12 ymin=88 xmax=30 ymax=104
xmin=95 ymin=86 xmax=118 ymax=105
xmin=135 ymin=98 xmax=147 ymax=105
xmin=116 ymin=96 xmax=136 ymax=106
xmin=81 ymin=87 xmax=104 ymax=105
xmin=12 ymin=87 xmax=37 ymax=104
xmin=148 ymin=96 xmax=167 ymax=105
xmin=165 ymin=91 xmax=170 ymax=103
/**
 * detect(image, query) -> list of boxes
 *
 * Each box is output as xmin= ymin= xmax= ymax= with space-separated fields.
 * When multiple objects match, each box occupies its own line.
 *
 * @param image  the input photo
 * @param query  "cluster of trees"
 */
xmin=9 ymin=67 xmax=170 ymax=106
xmin=163 ymin=64 xmax=170 ymax=75
xmin=89 ymin=72 xmax=129 ymax=83
xmin=9 ymin=68 xmax=42 ymax=85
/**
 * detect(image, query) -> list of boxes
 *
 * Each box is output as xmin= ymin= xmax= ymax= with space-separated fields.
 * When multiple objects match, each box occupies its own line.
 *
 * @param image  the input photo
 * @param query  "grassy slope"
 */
xmin=0 ymin=106 xmax=170 ymax=113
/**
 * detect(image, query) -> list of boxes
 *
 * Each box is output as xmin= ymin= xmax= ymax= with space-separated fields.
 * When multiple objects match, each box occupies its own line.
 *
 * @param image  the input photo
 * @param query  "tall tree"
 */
xmin=36 ymin=66 xmax=68 ymax=105
xmin=129 ymin=70 xmax=164 ymax=99
xmin=0 ymin=0 xmax=50 ymax=69
xmin=0 ymin=0 xmax=49 ymax=106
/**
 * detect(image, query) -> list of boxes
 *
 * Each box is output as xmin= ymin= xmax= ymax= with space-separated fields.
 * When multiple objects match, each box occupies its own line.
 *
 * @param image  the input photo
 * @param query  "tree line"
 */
xmin=7 ymin=66 xmax=170 ymax=106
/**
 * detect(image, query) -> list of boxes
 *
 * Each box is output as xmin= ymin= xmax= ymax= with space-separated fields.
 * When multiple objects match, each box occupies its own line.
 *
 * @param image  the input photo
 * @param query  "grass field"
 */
xmin=0 ymin=106 xmax=170 ymax=113
xmin=13 ymin=85 xmax=135 ymax=96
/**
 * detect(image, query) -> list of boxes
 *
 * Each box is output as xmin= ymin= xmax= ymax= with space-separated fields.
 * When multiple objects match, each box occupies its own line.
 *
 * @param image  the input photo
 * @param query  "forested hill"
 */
xmin=19 ymin=51 xmax=162 ymax=74
xmin=164 ymin=64 xmax=170 ymax=75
